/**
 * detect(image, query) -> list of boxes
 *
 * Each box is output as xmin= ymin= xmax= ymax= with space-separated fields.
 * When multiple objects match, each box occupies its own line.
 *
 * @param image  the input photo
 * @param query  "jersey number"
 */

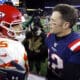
xmin=51 ymin=54 xmax=63 ymax=69
xmin=0 ymin=41 xmax=8 ymax=47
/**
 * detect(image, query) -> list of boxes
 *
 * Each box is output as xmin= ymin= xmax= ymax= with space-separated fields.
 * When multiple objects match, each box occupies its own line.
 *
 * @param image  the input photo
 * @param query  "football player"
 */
xmin=45 ymin=4 xmax=80 ymax=80
xmin=0 ymin=4 xmax=29 ymax=80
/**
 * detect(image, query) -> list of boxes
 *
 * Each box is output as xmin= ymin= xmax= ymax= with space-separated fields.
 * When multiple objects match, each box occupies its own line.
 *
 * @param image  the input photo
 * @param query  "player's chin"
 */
xmin=50 ymin=30 xmax=56 ymax=34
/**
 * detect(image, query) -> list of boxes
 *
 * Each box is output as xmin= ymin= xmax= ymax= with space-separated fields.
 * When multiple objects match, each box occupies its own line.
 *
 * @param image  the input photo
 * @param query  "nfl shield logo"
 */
xmin=54 ymin=42 xmax=58 ymax=47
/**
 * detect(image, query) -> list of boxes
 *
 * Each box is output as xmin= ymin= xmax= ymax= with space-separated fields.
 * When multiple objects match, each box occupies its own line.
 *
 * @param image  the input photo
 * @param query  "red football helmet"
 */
xmin=0 ymin=4 xmax=25 ymax=41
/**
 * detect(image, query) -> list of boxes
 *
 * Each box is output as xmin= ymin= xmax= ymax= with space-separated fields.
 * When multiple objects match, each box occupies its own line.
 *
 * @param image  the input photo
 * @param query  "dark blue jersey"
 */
xmin=45 ymin=32 xmax=80 ymax=79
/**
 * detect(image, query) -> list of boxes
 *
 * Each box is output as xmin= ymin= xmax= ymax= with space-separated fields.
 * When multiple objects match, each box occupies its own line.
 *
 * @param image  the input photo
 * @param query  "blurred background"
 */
xmin=2 ymin=0 xmax=79 ymax=32
xmin=1 ymin=0 xmax=80 ymax=78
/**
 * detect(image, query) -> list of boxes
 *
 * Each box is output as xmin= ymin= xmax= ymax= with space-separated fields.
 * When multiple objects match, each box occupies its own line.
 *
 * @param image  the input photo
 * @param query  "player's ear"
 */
xmin=63 ymin=22 xmax=70 ymax=29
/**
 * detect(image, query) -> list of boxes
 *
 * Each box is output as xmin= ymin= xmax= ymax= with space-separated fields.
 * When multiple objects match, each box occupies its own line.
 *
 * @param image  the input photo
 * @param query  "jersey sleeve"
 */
xmin=23 ymin=51 xmax=29 ymax=72
xmin=67 ymin=39 xmax=80 ymax=64
xmin=19 ymin=42 xmax=29 ymax=73
xmin=68 ymin=39 xmax=80 ymax=53
xmin=62 ymin=39 xmax=80 ymax=80
xmin=22 ymin=43 xmax=29 ymax=73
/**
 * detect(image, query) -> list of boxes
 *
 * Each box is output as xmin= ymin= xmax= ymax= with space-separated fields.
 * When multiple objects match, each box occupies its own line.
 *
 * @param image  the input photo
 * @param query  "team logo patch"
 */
xmin=54 ymin=42 xmax=58 ymax=47
xmin=0 ymin=12 xmax=5 ymax=18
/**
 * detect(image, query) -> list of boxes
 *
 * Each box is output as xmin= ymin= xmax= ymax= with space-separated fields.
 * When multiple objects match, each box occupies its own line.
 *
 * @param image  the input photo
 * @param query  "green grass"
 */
xmin=73 ymin=25 xmax=80 ymax=32
xmin=40 ymin=59 xmax=48 ymax=76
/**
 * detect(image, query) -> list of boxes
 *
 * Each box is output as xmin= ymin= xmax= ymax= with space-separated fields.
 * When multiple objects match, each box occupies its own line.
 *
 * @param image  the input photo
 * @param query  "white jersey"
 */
xmin=0 ymin=38 xmax=28 ymax=70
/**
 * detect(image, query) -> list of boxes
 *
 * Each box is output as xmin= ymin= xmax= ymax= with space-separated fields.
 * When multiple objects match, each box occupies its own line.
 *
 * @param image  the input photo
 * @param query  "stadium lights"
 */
xmin=26 ymin=8 xmax=43 ymax=11
xmin=45 ymin=5 xmax=80 ymax=9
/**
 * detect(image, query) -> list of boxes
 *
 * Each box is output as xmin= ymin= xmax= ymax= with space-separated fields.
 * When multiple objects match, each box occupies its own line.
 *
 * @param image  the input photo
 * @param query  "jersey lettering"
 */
xmin=0 ymin=41 xmax=8 ymax=47
xmin=51 ymin=54 xmax=63 ymax=69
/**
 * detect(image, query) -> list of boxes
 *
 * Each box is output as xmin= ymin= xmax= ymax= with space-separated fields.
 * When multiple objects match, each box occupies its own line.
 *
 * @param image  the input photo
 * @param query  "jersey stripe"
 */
xmin=74 ymin=46 xmax=80 ymax=52
xmin=0 ymin=62 xmax=12 ymax=68
xmin=68 ymin=39 xmax=80 ymax=52
xmin=23 ymin=52 xmax=29 ymax=72
xmin=0 ymin=60 xmax=18 ymax=68
xmin=47 ymin=32 xmax=51 ymax=37
xmin=23 ymin=53 xmax=28 ymax=61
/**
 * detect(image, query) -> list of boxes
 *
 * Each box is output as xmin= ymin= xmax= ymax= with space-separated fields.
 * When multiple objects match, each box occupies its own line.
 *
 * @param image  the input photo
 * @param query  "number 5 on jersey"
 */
xmin=0 ymin=41 xmax=8 ymax=48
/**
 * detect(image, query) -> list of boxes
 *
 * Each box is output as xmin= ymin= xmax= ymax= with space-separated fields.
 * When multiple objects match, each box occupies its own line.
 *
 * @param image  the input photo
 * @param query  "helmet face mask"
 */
xmin=0 ymin=4 xmax=25 ymax=41
xmin=1 ymin=20 xmax=26 ymax=41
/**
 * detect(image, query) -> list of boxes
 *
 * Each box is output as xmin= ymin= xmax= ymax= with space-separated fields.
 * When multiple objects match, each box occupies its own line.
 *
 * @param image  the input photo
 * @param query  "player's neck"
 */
xmin=56 ymin=28 xmax=72 ymax=37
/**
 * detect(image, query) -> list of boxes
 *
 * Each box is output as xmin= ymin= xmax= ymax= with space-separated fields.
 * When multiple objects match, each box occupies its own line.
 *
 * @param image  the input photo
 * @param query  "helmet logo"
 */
xmin=0 ymin=12 xmax=5 ymax=18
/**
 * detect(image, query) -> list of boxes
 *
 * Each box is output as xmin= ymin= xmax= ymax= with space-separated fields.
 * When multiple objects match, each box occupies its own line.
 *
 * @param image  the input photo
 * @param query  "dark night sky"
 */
xmin=20 ymin=0 xmax=80 ymax=8
xmin=22 ymin=0 xmax=44 ymax=8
